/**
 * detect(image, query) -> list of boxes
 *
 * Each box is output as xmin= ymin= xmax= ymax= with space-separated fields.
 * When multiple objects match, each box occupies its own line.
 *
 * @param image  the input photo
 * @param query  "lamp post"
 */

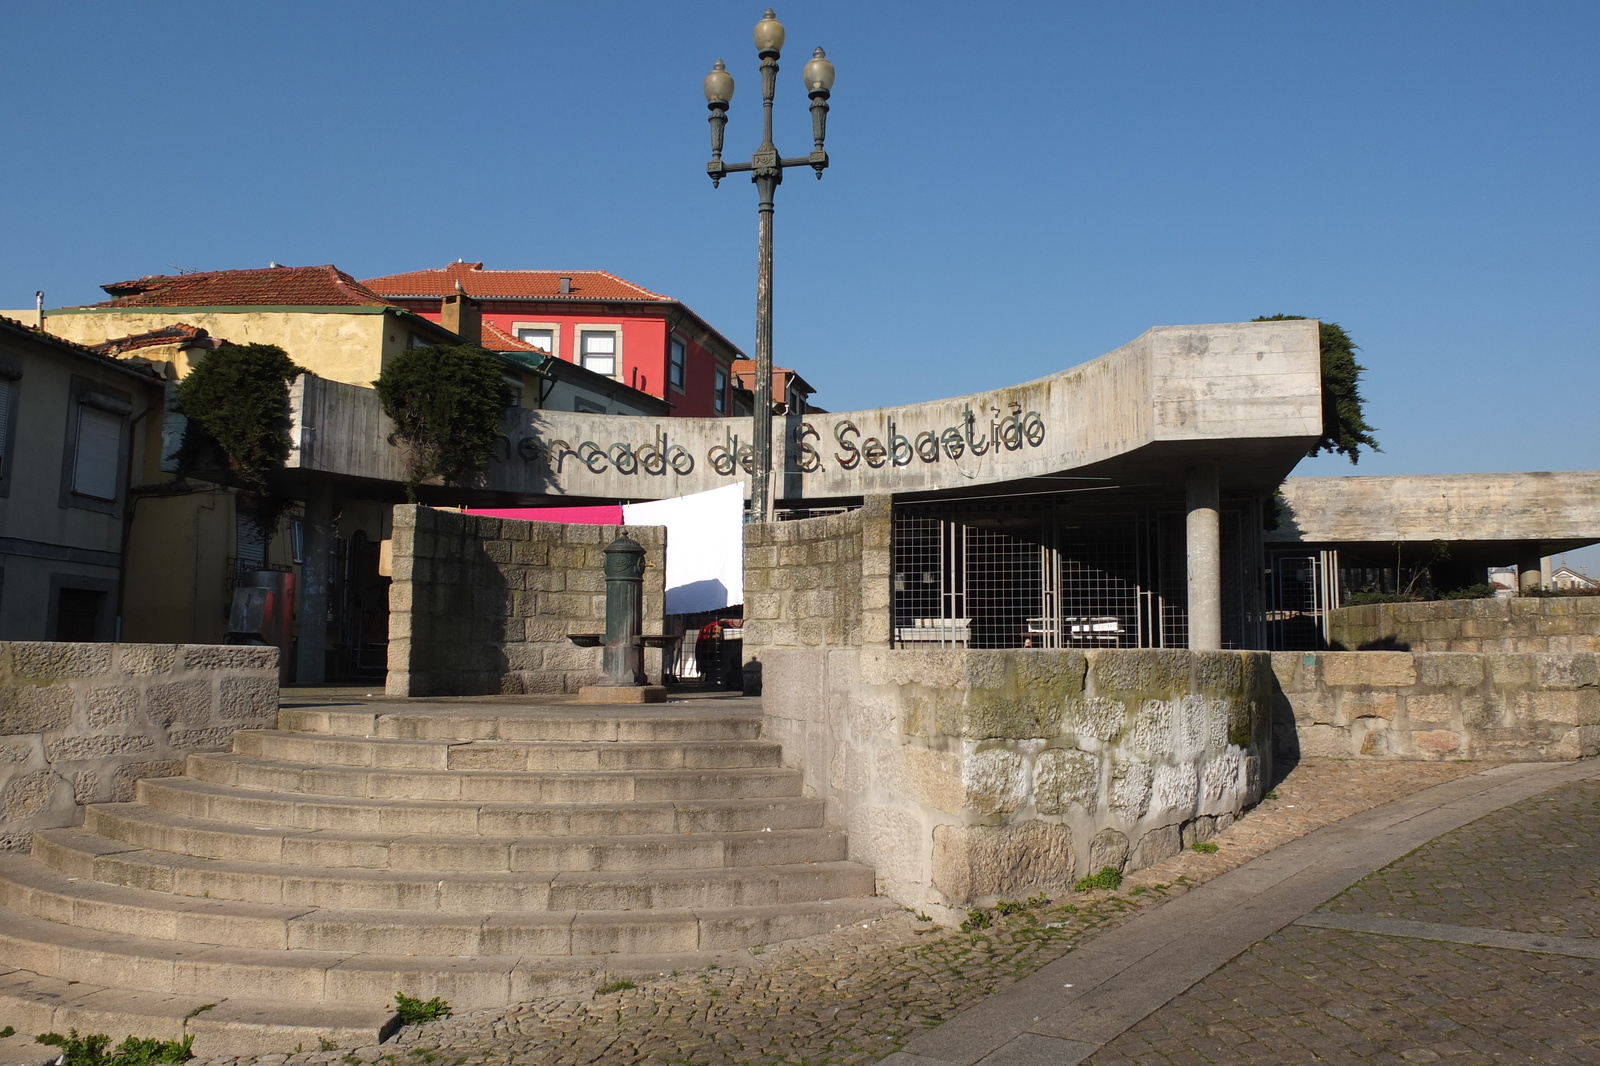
xmin=704 ymin=9 xmax=834 ymax=521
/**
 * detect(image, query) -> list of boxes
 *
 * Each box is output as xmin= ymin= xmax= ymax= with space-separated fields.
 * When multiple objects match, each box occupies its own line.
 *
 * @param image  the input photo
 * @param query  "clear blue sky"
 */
xmin=4 ymin=1 xmax=1596 ymax=565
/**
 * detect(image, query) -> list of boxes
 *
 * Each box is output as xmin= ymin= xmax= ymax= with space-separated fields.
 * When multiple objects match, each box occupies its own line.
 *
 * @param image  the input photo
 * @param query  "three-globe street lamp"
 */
xmin=704 ymin=9 xmax=835 ymax=521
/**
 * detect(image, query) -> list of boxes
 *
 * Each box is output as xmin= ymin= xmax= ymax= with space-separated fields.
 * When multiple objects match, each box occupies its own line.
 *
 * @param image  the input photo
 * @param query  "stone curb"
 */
xmin=882 ymin=758 xmax=1600 ymax=1066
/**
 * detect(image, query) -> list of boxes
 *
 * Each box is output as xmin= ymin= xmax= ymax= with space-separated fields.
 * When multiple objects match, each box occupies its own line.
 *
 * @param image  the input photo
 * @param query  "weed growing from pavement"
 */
xmin=393 ymin=992 xmax=452 ymax=1026
xmin=595 ymin=980 xmax=636 ymax=995
xmin=1193 ymin=840 xmax=1220 ymax=853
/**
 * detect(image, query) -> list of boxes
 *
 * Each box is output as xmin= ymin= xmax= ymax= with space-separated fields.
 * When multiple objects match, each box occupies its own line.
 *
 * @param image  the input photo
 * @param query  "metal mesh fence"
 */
xmin=892 ymin=498 xmax=1257 ymax=650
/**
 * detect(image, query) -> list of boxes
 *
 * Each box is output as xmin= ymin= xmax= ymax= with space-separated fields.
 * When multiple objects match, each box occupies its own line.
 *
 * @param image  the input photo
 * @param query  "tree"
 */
xmin=1254 ymin=315 xmax=1379 ymax=463
xmin=173 ymin=342 xmax=306 ymax=543
xmin=374 ymin=345 xmax=510 ymax=501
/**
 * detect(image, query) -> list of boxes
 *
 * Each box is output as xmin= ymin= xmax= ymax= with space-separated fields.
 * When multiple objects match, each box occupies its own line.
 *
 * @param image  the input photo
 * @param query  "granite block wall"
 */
xmin=1330 ymin=597 xmax=1600 ymax=653
xmin=0 ymin=641 xmax=279 ymax=852
xmin=1273 ymin=650 xmax=1600 ymax=761
xmin=386 ymin=504 xmax=666 ymax=697
xmin=744 ymin=500 xmax=1272 ymax=913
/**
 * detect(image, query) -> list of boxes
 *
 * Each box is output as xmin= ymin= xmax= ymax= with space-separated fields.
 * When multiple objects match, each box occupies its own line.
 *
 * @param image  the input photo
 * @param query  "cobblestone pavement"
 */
xmin=1326 ymin=776 xmax=1600 ymax=939
xmin=178 ymin=758 xmax=1484 ymax=1066
xmin=1084 ymin=770 xmax=1600 ymax=1066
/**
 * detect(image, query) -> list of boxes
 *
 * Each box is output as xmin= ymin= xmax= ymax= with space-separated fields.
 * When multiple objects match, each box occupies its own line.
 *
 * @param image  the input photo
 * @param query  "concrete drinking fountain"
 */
xmin=568 ymin=534 xmax=677 ymax=702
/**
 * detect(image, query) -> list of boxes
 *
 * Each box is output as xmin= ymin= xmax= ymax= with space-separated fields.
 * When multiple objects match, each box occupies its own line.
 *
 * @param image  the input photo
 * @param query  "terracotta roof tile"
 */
xmin=480 ymin=320 xmax=548 ymax=354
xmin=0 ymin=315 xmax=165 ymax=381
xmin=732 ymin=358 xmax=814 ymax=403
xmin=90 ymin=323 xmax=216 ymax=356
xmin=94 ymin=265 xmax=390 ymax=308
xmin=362 ymin=262 xmax=671 ymax=302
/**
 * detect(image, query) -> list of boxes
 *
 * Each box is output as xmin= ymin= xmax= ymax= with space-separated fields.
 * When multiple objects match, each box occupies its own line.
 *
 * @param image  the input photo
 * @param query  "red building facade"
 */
xmin=363 ymin=262 xmax=743 ymax=418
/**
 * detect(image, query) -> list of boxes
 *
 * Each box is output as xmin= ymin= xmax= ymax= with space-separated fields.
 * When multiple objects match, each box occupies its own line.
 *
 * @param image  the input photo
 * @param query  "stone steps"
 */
xmin=0 ymin=969 xmax=398 ymax=1058
xmin=234 ymin=730 xmax=785 ymax=771
xmin=52 ymin=815 xmax=844 ymax=871
xmin=277 ymin=706 xmax=765 ymax=743
xmin=16 ymin=838 xmax=872 ymax=914
xmin=184 ymin=751 xmax=804 ymax=803
xmin=0 ymin=697 xmax=878 ymax=1055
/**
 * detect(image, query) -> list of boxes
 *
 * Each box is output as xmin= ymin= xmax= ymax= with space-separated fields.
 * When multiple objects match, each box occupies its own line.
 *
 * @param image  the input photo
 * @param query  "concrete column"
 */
xmin=1186 ymin=463 xmax=1222 ymax=651
xmin=296 ymin=484 xmax=336 ymax=685
xmin=1517 ymin=550 xmax=1546 ymax=593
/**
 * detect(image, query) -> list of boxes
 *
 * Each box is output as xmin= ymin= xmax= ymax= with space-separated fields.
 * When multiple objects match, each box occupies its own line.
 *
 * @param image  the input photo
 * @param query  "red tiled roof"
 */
xmin=480 ymin=320 xmax=548 ymax=354
xmin=362 ymin=262 xmax=671 ymax=302
xmin=731 ymin=358 xmax=813 ymax=403
xmin=95 ymin=265 xmax=390 ymax=308
xmin=0 ymin=315 xmax=165 ymax=381
xmin=90 ymin=323 xmax=215 ymax=356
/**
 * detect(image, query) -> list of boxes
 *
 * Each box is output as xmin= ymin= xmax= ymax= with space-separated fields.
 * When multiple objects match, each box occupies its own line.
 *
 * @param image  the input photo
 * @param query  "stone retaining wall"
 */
xmin=1273 ymin=651 xmax=1599 ymax=762
xmin=744 ymin=500 xmax=1271 ymax=912
xmin=0 ymin=641 xmax=279 ymax=851
xmin=386 ymin=504 xmax=666 ymax=697
xmin=1330 ymin=597 xmax=1600 ymax=653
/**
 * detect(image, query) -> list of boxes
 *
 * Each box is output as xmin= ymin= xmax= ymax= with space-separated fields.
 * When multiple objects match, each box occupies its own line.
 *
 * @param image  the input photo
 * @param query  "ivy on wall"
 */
xmin=173 ymin=342 xmax=306 ymax=543
xmin=374 ymin=345 xmax=510 ymax=502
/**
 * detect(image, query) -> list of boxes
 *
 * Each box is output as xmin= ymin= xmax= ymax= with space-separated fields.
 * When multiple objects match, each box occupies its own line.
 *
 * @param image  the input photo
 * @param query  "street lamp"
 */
xmin=704 ymin=9 xmax=835 ymax=521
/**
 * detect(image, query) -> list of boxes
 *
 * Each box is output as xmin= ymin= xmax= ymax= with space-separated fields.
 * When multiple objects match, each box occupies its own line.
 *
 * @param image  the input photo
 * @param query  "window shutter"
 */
xmin=73 ymin=405 xmax=122 ymax=500
xmin=236 ymin=509 xmax=267 ymax=574
xmin=0 ymin=379 xmax=10 ymax=470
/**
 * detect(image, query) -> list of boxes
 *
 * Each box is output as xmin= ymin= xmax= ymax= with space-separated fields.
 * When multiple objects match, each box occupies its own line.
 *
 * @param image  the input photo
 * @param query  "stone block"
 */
xmin=84 ymin=684 xmax=139 ymax=729
xmin=1415 ymin=654 xmax=1485 ymax=688
xmin=1 ymin=768 xmax=71 ymax=822
xmin=167 ymin=726 xmax=236 ymax=750
xmin=1270 ymin=652 xmax=1316 ymax=693
xmin=1405 ymin=693 xmax=1457 ymax=725
xmin=961 ymin=747 xmax=1028 ymax=815
xmin=1201 ymin=748 xmax=1244 ymax=802
xmin=1321 ymin=652 xmax=1415 ymax=687
xmin=1488 ymin=654 xmax=1536 ymax=686
xmin=877 ymin=745 xmax=964 ymax=812
xmin=181 ymin=645 xmax=276 ymax=672
xmin=1034 ymin=748 xmax=1099 ymax=815
xmin=1336 ymin=688 xmax=1396 ymax=723
xmin=1296 ymin=723 xmax=1353 ymax=758
xmin=10 ymin=642 xmax=113 ymax=680
xmin=1411 ymin=729 xmax=1462 ymax=755
xmin=2 ymin=682 xmax=75 ymax=734
xmin=114 ymin=644 xmax=178 ymax=675
xmin=1129 ymin=823 xmax=1182 ymax=869
xmin=1536 ymin=654 xmax=1600 ymax=690
xmin=220 ymin=677 xmax=279 ymax=720
xmin=1087 ymin=827 xmax=1129 ymax=873
xmin=1150 ymin=763 xmax=1199 ymax=816
xmin=44 ymin=734 xmax=155 ymax=761
xmin=1107 ymin=760 xmax=1153 ymax=820
xmin=1063 ymin=696 xmax=1129 ymax=743
xmin=1089 ymin=650 xmax=1190 ymax=698
xmin=931 ymin=821 xmax=1076 ymax=905
xmin=1522 ymin=690 xmax=1600 ymax=725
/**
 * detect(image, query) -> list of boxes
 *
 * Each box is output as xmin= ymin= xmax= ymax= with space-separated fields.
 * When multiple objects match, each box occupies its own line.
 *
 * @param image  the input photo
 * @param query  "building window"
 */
xmin=574 ymin=398 xmax=606 ymax=414
xmin=61 ymin=380 xmax=131 ymax=514
xmin=0 ymin=370 xmax=17 ymax=498
xmin=579 ymin=331 xmax=617 ymax=377
xmin=714 ymin=367 xmax=728 ymax=414
xmin=501 ymin=373 xmax=525 ymax=409
xmin=72 ymin=406 xmax=122 ymax=500
xmin=516 ymin=327 xmax=555 ymax=354
xmin=669 ymin=337 xmax=687 ymax=391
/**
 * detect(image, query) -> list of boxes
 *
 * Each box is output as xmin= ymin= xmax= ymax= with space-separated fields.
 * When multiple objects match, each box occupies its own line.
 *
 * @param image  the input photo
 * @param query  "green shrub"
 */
xmin=392 ymin=992 xmax=451 ymax=1025
xmin=1440 ymin=583 xmax=1497 ymax=600
xmin=173 ymin=342 xmax=306 ymax=543
xmin=1074 ymin=866 xmax=1123 ymax=892
xmin=374 ymin=345 xmax=510 ymax=501
xmin=34 ymin=1030 xmax=193 ymax=1066
xmin=1254 ymin=316 xmax=1378 ymax=464
xmin=959 ymin=908 xmax=993 ymax=932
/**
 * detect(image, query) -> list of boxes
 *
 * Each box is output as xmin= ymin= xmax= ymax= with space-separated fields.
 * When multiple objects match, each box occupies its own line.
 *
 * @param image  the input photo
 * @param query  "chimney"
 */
xmin=559 ymin=276 xmax=572 ymax=295
xmin=440 ymin=284 xmax=482 ymax=347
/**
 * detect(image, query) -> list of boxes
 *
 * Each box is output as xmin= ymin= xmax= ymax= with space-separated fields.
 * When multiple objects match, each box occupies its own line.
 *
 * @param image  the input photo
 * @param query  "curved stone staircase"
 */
xmin=0 ymin=699 xmax=885 ymax=1055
